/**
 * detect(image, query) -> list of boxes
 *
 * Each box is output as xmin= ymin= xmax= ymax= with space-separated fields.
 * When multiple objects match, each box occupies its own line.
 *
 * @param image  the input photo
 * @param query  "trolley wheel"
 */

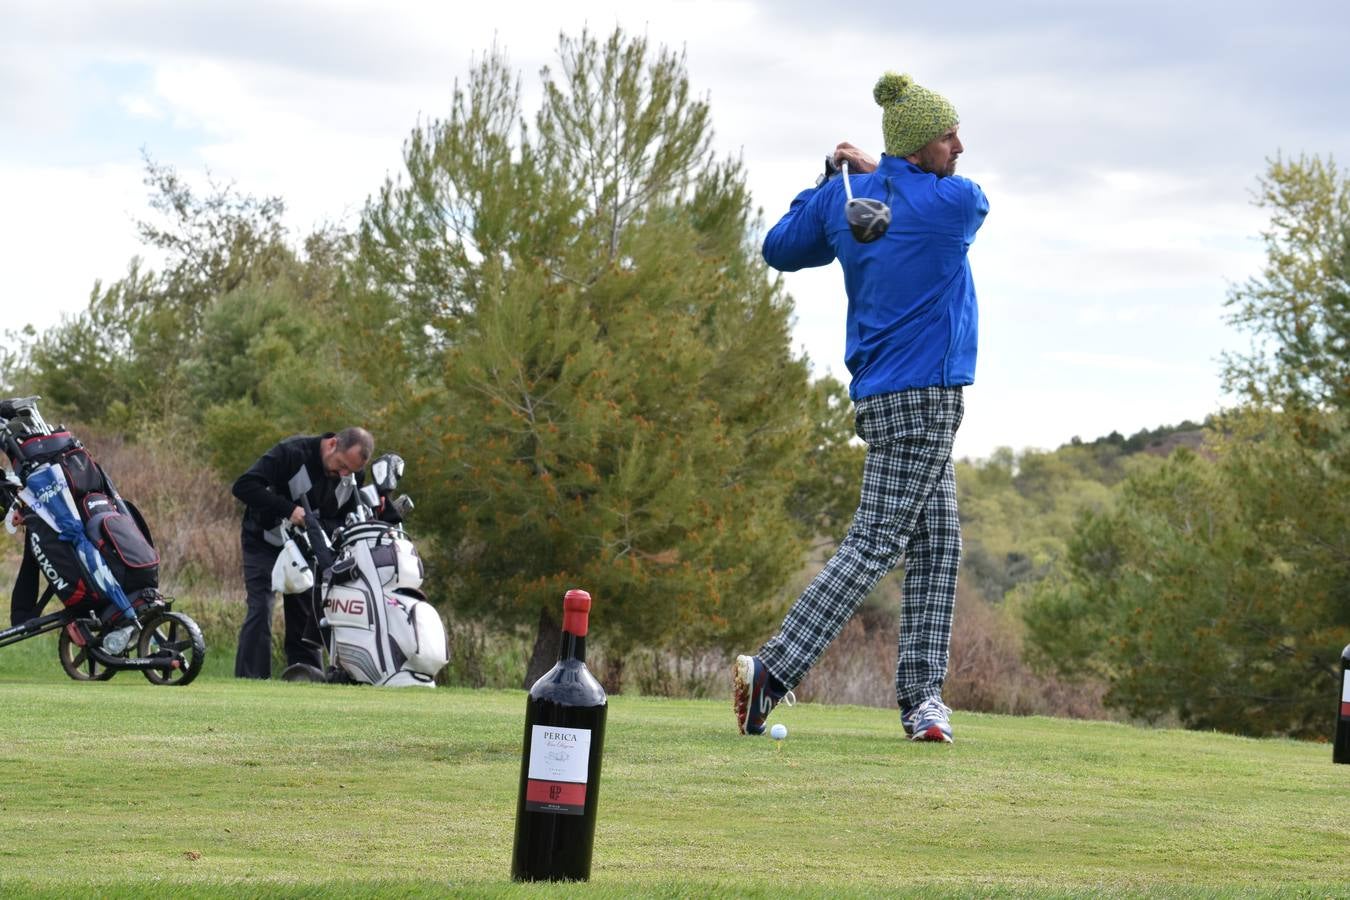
xmin=280 ymin=662 xmax=326 ymax=683
xmin=137 ymin=610 xmax=206 ymax=686
xmin=58 ymin=625 xmax=118 ymax=681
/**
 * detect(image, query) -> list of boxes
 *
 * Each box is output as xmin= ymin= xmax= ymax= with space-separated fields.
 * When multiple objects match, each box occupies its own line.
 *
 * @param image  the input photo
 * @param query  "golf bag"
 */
xmin=283 ymin=453 xmax=448 ymax=688
xmin=2 ymin=397 xmax=159 ymax=628
xmin=322 ymin=519 xmax=448 ymax=687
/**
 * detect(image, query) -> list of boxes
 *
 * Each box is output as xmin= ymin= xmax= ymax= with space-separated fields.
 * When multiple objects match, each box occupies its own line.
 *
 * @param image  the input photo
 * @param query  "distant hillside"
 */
xmin=1063 ymin=418 xmax=1210 ymax=457
xmin=1137 ymin=427 xmax=1208 ymax=457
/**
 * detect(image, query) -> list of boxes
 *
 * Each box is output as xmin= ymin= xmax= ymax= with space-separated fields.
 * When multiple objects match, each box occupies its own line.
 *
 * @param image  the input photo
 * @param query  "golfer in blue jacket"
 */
xmin=735 ymin=72 xmax=989 ymax=743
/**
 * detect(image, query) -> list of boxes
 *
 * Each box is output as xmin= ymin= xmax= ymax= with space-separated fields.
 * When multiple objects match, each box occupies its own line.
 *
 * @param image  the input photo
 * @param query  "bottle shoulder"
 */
xmin=529 ymin=660 xmax=607 ymax=705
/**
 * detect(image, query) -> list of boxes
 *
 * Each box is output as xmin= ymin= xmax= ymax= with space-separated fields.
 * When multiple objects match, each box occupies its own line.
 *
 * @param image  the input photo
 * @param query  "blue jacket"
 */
xmin=763 ymin=154 xmax=988 ymax=400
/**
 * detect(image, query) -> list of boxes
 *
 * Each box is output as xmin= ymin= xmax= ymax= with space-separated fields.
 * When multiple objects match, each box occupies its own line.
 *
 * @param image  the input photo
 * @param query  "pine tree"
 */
xmin=357 ymin=28 xmax=824 ymax=686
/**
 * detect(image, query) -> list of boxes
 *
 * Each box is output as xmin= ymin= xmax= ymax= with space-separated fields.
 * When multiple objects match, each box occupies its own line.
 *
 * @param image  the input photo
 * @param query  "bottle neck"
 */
xmin=559 ymin=630 xmax=586 ymax=663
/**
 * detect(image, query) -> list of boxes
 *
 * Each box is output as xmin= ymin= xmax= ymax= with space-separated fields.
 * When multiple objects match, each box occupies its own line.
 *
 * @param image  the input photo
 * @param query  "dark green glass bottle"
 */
xmin=511 ymin=589 xmax=608 ymax=880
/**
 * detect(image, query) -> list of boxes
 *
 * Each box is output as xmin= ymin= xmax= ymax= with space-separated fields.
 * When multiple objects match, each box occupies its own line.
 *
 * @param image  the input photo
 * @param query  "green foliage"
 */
xmin=7 ymin=29 xmax=855 ymax=686
xmin=11 ymin=151 xmax=369 ymax=480
xmin=956 ymin=442 xmax=1139 ymax=604
xmin=356 ymin=29 xmax=827 ymax=663
xmin=23 ymin=266 xmax=152 ymax=424
xmin=1022 ymin=155 xmax=1350 ymax=737
xmin=1022 ymin=414 xmax=1349 ymax=737
xmin=0 ymin=324 xmax=35 ymax=397
xmin=1223 ymin=153 xmax=1349 ymax=411
xmin=185 ymin=230 xmax=371 ymax=474
xmin=787 ymin=376 xmax=866 ymax=542
xmin=18 ymin=157 xmax=300 ymax=432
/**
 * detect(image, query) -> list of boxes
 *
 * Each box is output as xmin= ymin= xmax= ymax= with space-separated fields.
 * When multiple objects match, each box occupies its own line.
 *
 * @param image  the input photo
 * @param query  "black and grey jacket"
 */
xmin=232 ymin=433 xmax=362 ymax=547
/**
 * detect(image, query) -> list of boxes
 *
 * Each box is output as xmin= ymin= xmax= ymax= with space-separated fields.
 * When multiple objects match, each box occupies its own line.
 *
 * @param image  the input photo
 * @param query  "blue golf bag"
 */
xmin=2 ymin=399 xmax=159 ymax=627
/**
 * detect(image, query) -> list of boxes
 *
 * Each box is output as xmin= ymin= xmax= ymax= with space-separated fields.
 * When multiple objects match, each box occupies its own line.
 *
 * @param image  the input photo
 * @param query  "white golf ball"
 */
xmin=770 ymin=723 xmax=788 ymax=740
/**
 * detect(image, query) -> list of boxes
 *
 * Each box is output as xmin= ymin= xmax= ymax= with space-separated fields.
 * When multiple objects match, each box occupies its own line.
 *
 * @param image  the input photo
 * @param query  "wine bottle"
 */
xmin=511 ymin=589 xmax=608 ymax=881
xmin=1334 ymin=643 xmax=1350 ymax=765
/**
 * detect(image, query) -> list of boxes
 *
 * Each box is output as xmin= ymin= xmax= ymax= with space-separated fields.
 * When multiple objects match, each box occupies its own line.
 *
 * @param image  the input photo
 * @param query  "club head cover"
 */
xmin=847 ymin=198 xmax=891 ymax=243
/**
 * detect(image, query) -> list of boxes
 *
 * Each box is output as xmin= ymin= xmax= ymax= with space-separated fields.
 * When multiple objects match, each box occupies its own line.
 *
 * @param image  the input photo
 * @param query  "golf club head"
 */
xmin=847 ymin=198 xmax=891 ymax=243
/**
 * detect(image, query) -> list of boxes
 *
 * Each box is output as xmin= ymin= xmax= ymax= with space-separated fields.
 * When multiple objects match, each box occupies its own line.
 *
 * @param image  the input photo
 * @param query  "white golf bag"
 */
xmin=280 ymin=453 xmax=449 ymax=688
xmin=322 ymin=518 xmax=448 ymax=687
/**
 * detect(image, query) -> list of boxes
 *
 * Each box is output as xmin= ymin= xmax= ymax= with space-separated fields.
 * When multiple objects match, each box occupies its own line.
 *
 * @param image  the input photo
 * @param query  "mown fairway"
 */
xmin=0 ymin=636 xmax=1346 ymax=898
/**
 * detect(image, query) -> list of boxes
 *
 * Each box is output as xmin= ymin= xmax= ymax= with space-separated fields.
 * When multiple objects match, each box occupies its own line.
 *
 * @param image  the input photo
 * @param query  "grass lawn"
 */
xmin=0 ymin=635 xmax=1346 ymax=898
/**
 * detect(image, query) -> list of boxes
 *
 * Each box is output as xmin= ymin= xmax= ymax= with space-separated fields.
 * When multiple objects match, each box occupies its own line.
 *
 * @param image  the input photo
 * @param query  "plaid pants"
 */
xmin=758 ymin=386 xmax=963 ymax=708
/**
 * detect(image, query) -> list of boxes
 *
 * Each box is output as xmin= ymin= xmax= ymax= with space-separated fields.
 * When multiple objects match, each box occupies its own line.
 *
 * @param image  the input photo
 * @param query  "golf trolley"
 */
xmin=0 ymin=396 xmax=206 ymax=685
xmin=279 ymin=453 xmax=448 ymax=688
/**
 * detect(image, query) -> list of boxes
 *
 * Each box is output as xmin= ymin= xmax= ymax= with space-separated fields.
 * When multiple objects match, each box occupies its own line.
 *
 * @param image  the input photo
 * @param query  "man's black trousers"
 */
xmin=235 ymin=535 xmax=322 ymax=678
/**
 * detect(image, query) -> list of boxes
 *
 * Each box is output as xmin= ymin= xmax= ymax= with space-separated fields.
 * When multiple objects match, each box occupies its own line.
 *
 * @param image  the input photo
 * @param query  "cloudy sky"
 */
xmin=3 ymin=0 xmax=1348 ymax=459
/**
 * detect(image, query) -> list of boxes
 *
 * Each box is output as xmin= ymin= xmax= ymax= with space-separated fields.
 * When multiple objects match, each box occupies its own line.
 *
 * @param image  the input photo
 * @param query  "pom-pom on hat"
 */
xmin=875 ymin=72 xmax=958 ymax=158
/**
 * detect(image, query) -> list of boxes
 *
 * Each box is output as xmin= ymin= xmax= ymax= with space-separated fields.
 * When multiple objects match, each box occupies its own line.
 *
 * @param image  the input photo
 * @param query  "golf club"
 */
xmin=841 ymin=160 xmax=891 ymax=243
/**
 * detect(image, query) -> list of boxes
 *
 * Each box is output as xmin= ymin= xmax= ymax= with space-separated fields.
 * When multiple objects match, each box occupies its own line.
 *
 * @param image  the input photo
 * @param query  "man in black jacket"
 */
xmin=232 ymin=427 xmax=374 ymax=678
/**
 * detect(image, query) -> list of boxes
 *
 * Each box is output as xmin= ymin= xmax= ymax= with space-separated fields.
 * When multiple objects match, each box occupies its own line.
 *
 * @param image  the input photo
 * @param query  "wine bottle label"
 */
xmin=525 ymin=724 xmax=591 ymax=815
xmin=1341 ymin=670 xmax=1350 ymax=718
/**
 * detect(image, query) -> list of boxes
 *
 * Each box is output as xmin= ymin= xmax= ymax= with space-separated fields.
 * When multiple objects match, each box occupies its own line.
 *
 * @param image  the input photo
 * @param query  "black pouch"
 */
xmin=15 ymin=431 xmax=77 ymax=466
xmin=59 ymin=448 xmax=106 ymax=498
xmin=82 ymin=493 xmax=160 ymax=595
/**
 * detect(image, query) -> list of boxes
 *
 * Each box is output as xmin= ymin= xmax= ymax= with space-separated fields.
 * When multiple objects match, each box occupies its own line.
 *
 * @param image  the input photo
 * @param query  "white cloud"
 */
xmin=0 ymin=163 xmax=156 ymax=332
xmin=118 ymin=94 xmax=162 ymax=120
xmin=1042 ymin=351 xmax=1211 ymax=376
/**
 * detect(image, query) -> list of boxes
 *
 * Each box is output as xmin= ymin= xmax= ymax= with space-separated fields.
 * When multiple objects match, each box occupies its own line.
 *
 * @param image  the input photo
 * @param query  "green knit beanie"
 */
xmin=875 ymin=72 xmax=959 ymax=158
